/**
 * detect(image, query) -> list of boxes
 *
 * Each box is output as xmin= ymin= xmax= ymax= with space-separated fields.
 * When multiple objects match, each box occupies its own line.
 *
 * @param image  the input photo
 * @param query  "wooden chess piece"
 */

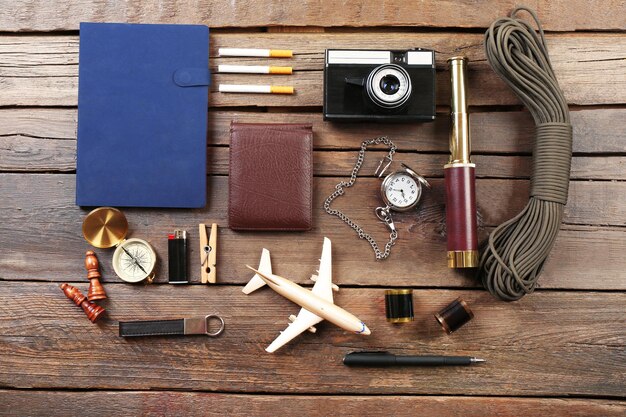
xmin=60 ymin=283 xmax=105 ymax=323
xmin=85 ymin=250 xmax=107 ymax=301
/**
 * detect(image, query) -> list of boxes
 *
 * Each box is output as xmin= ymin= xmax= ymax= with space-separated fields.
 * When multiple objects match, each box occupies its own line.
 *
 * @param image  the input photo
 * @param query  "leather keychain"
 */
xmin=119 ymin=315 xmax=225 ymax=337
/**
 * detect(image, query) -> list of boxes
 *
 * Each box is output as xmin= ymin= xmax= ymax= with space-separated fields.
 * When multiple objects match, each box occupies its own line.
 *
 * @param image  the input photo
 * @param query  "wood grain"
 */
xmin=0 ymin=33 xmax=624 ymax=107
xmin=1 ymin=0 xmax=624 ymax=411
xmin=1 ymin=108 xmax=624 ymax=176
xmin=0 ymin=391 xmax=624 ymax=417
xmin=2 ymin=0 xmax=625 ymax=32
xmin=1 ymin=174 xmax=625 ymax=290
xmin=2 ymin=137 xmax=623 ymax=180
xmin=3 ymin=107 xmax=625 ymax=153
xmin=0 ymin=282 xmax=624 ymax=396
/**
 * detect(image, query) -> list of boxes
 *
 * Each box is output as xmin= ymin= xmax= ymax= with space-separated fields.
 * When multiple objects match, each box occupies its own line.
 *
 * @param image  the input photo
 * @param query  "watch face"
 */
xmin=384 ymin=172 xmax=420 ymax=209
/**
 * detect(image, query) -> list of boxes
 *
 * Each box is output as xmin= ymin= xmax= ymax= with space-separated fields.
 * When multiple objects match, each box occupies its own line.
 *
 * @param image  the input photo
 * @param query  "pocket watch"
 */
xmin=323 ymin=136 xmax=431 ymax=260
xmin=380 ymin=163 xmax=431 ymax=212
xmin=375 ymin=163 xmax=431 ymax=228
xmin=82 ymin=207 xmax=157 ymax=283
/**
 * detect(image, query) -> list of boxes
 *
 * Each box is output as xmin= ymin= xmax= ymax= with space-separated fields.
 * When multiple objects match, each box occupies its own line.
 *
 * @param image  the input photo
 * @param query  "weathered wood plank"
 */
xmin=308 ymin=152 xmax=625 ymax=180
xmin=3 ymin=136 xmax=623 ymax=180
xmin=2 ymin=0 xmax=625 ymax=31
xmin=179 ymin=108 xmax=626 ymax=153
xmin=1 ymin=391 xmax=624 ymax=417
xmin=1 ymin=108 xmax=624 ymax=175
xmin=209 ymin=33 xmax=626 ymax=108
xmin=0 ymin=173 xmax=620 ymax=227
xmin=0 ymin=283 xmax=623 ymax=396
xmin=1 ymin=2 xmax=623 ymax=409
xmin=0 ymin=174 xmax=624 ymax=290
xmin=4 ymin=107 xmax=626 ymax=152
xmin=1 ymin=33 xmax=624 ymax=107
xmin=0 ymin=135 xmax=76 ymax=172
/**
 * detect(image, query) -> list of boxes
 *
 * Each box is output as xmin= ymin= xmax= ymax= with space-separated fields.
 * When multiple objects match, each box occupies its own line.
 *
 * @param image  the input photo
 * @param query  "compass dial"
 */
xmin=112 ymin=238 xmax=156 ymax=283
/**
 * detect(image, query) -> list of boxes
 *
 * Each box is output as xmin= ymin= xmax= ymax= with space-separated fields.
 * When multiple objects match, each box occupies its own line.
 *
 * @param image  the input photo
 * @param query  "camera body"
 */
xmin=323 ymin=49 xmax=436 ymax=122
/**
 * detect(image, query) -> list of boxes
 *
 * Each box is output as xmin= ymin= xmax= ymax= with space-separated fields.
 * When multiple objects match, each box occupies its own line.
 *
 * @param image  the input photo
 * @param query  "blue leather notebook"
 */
xmin=76 ymin=22 xmax=210 ymax=208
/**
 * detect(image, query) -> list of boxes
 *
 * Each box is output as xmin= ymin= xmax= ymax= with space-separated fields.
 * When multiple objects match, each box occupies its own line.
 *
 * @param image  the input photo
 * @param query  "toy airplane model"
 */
xmin=243 ymin=237 xmax=371 ymax=353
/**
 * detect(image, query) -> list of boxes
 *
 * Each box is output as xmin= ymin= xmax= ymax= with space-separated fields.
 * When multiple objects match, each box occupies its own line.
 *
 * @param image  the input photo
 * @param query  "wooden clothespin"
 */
xmin=199 ymin=223 xmax=217 ymax=283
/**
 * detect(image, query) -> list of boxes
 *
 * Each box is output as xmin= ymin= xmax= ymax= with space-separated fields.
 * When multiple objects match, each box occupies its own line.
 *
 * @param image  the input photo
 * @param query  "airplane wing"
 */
xmin=310 ymin=237 xmax=334 ymax=303
xmin=265 ymin=307 xmax=323 ymax=353
xmin=242 ymin=248 xmax=272 ymax=294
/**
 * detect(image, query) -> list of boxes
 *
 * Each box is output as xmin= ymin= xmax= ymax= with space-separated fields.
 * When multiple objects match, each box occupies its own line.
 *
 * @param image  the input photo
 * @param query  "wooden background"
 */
xmin=0 ymin=1 xmax=625 ymax=416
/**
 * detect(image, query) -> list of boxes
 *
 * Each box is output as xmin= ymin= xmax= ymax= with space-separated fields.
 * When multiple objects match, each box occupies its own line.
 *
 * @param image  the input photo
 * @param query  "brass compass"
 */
xmin=82 ymin=207 xmax=156 ymax=283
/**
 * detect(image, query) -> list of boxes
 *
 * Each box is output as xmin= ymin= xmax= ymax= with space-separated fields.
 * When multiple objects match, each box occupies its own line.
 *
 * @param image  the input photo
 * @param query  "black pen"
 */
xmin=343 ymin=351 xmax=485 ymax=367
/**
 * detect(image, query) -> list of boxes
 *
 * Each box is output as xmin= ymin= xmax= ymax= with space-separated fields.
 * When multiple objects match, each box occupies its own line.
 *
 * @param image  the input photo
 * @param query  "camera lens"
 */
xmin=365 ymin=64 xmax=412 ymax=109
xmin=380 ymin=74 xmax=400 ymax=95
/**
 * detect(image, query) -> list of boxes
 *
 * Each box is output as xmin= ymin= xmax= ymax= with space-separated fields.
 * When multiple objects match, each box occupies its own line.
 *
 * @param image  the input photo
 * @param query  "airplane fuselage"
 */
xmin=260 ymin=272 xmax=370 ymax=335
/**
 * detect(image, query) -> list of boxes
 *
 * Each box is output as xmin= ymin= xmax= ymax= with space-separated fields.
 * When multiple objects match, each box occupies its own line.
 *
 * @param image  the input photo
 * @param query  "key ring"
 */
xmin=204 ymin=314 xmax=226 ymax=337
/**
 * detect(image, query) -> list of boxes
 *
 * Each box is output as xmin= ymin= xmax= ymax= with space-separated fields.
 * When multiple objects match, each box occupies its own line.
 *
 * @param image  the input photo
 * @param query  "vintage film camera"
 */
xmin=323 ymin=49 xmax=436 ymax=122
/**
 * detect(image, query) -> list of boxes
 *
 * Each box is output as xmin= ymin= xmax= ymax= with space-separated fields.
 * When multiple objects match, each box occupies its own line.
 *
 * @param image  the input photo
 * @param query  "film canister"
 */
xmin=384 ymin=289 xmax=414 ymax=323
xmin=434 ymin=297 xmax=474 ymax=334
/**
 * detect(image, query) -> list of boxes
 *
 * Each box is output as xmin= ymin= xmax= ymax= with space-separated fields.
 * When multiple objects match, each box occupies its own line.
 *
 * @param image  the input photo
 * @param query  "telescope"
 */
xmin=445 ymin=56 xmax=478 ymax=268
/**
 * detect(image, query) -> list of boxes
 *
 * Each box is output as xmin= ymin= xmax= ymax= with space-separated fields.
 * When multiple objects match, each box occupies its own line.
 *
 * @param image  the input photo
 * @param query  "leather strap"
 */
xmin=119 ymin=315 xmax=225 ymax=337
xmin=119 ymin=319 xmax=184 ymax=337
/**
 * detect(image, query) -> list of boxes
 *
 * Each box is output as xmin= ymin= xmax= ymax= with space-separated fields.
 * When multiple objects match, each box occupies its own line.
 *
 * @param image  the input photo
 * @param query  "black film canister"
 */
xmin=434 ymin=297 xmax=474 ymax=334
xmin=385 ymin=289 xmax=414 ymax=323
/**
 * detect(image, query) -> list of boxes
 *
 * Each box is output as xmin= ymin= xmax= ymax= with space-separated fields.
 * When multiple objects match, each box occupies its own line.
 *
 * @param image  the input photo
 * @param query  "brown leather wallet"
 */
xmin=229 ymin=122 xmax=313 ymax=231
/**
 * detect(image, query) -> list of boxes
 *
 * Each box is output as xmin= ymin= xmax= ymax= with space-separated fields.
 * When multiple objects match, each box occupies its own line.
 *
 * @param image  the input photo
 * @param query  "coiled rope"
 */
xmin=478 ymin=7 xmax=573 ymax=301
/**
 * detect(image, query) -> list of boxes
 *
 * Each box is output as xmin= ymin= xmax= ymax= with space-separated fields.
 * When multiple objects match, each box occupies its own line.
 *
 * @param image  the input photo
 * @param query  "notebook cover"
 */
xmin=229 ymin=123 xmax=313 ymax=231
xmin=76 ymin=22 xmax=209 ymax=208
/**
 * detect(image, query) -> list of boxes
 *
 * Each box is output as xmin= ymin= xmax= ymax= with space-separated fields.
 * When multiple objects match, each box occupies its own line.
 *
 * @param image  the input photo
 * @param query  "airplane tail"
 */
xmin=242 ymin=248 xmax=272 ymax=294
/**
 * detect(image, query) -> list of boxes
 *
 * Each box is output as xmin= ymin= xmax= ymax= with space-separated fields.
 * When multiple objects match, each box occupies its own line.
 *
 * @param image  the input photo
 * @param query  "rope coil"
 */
xmin=531 ymin=123 xmax=572 ymax=204
xmin=478 ymin=7 xmax=573 ymax=301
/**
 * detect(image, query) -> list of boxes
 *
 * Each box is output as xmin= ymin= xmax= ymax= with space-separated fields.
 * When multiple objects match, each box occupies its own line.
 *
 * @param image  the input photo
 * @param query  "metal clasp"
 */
xmin=375 ymin=206 xmax=396 ymax=233
xmin=183 ymin=314 xmax=225 ymax=337
xmin=374 ymin=155 xmax=393 ymax=178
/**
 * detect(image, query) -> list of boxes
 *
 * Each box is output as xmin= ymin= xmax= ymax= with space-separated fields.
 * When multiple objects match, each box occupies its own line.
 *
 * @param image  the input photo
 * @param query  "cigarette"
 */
xmin=217 ymin=65 xmax=293 ymax=75
xmin=218 ymin=84 xmax=294 ymax=94
xmin=218 ymin=48 xmax=293 ymax=58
